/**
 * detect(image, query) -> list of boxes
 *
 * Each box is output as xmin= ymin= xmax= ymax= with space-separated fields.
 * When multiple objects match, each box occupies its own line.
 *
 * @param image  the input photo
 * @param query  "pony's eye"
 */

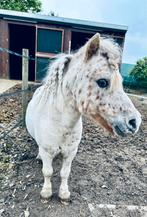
xmin=96 ymin=79 xmax=109 ymax=88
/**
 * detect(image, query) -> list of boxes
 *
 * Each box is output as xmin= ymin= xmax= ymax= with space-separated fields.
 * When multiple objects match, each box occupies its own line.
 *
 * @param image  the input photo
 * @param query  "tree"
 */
xmin=0 ymin=0 xmax=42 ymax=13
xmin=130 ymin=57 xmax=147 ymax=83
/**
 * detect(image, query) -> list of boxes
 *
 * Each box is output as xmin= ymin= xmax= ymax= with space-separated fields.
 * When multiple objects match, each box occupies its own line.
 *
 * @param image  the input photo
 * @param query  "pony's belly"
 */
xmin=30 ymin=115 xmax=82 ymax=154
xmin=25 ymin=100 xmax=36 ymax=139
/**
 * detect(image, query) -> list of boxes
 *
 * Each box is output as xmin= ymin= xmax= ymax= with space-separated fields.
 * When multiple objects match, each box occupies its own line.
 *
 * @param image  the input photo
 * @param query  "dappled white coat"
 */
xmin=26 ymin=33 xmax=141 ymax=202
xmin=26 ymin=54 xmax=83 ymax=201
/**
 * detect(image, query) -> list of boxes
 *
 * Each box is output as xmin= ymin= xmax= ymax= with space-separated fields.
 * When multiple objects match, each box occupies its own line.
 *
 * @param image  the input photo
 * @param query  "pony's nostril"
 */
xmin=128 ymin=118 xmax=136 ymax=129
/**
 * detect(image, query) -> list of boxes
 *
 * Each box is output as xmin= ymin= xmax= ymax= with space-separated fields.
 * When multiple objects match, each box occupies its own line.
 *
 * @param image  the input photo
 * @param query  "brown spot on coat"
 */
xmin=88 ymin=92 xmax=92 ymax=97
xmin=88 ymin=85 xmax=92 ymax=90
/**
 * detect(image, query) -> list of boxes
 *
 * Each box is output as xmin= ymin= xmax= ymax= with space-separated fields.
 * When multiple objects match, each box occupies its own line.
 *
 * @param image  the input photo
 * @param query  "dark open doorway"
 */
xmin=71 ymin=31 xmax=94 ymax=51
xmin=9 ymin=24 xmax=36 ymax=81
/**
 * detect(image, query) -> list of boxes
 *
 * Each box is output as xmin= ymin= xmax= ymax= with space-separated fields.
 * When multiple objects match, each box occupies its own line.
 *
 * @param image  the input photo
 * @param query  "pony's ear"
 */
xmin=84 ymin=33 xmax=100 ymax=62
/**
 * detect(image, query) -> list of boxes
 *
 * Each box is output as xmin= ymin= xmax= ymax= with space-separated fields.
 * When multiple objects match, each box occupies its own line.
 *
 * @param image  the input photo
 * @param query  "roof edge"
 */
xmin=0 ymin=9 xmax=128 ymax=32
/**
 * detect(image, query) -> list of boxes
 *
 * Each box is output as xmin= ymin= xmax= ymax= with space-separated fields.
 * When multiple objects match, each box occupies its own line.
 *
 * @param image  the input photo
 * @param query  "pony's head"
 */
xmin=72 ymin=33 xmax=141 ymax=137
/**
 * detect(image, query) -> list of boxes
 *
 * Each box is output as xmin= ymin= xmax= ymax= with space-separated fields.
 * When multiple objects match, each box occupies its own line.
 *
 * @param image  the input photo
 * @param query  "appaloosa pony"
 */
xmin=26 ymin=33 xmax=141 ymax=203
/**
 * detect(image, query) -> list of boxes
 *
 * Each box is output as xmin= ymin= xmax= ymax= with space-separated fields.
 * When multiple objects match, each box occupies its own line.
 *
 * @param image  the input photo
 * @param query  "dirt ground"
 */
xmin=0 ymin=85 xmax=147 ymax=217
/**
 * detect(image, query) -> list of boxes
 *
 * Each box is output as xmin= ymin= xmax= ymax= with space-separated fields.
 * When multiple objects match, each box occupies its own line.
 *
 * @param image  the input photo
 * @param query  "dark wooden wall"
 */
xmin=0 ymin=20 xmax=9 ymax=78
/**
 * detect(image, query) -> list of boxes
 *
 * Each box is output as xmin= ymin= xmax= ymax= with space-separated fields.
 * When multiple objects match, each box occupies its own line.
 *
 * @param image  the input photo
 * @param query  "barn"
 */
xmin=0 ymin=9 xmax=128 ymax=81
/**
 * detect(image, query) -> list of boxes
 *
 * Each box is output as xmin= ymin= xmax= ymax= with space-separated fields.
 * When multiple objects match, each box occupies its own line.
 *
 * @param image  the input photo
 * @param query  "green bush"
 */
xmin=130 ymin=57 xmax=147 ymax=81
xmin=130 ymin=57 xmax=147 ymax=89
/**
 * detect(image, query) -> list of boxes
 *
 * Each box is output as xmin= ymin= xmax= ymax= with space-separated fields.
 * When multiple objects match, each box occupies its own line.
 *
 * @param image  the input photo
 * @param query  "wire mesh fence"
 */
xmin=0 ymin=46 xmax=53 ymax=63
xmin=0 ymin=47 xmax=42 ymax=146
xmin=0 ymin=84 xmax=40 ymax=147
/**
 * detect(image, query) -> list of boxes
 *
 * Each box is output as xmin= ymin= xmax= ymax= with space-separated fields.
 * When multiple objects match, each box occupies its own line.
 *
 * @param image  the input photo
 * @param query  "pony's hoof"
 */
xmin=59 ymin=189 xmax=71 ymax=205
xmin=60 ymin=198 xmax=71 ymax=205
xmin=40 ymin=189 xmax=52 ymax=199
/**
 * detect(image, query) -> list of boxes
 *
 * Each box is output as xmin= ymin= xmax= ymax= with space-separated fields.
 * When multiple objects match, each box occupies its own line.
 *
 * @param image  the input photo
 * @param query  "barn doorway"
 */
xmin=9 ymin=24 xmax=36 ymax=81
xmin=71 ymin=31 xmax=94 ymax=51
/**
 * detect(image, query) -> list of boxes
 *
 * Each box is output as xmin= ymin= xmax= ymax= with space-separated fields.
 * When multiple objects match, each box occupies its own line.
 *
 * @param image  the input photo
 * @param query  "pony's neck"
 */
xmin=52 ymin=79 xmax=81 ymax=129
xmin=61 ymin=51 xmax=83 ymax=109
xmin=42 ymin=53 xmax=82 ymax=126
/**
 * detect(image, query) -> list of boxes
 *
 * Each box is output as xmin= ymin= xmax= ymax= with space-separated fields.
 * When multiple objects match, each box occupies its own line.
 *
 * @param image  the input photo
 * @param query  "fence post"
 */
xmin=22 ymin=49 xmax=29 ymax=127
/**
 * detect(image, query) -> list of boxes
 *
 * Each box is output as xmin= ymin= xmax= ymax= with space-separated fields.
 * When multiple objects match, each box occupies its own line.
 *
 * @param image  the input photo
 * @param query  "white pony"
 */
xmin=26 ymin=33 xmax=141 ymax=203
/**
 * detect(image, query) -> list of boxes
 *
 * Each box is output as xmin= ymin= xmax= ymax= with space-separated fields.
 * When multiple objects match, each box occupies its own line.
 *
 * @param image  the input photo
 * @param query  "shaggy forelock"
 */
xmin=100 ymin=38 xmax=122 ymax=64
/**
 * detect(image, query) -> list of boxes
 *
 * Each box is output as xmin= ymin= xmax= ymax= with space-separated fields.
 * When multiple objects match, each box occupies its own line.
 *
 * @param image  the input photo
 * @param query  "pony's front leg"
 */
xmin=39 ymin=147 xmax=53 ymax=199
xmin=59 ymin=149 xmax=77 ymax=201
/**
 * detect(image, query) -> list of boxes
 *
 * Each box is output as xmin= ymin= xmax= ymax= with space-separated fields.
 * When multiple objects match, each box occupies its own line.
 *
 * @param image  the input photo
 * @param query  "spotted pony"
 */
xmin=26 ymin=33 xmax=141 ymax=203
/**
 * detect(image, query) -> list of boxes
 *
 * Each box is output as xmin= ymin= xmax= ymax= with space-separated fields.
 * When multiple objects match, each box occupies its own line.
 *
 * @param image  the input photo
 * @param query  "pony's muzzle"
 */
xmin=112 ymin=114 xmax=141 ymax=137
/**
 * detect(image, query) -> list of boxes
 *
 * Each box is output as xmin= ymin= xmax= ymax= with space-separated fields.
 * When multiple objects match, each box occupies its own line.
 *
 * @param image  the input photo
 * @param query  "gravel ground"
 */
xmin=0 ymin=85 xmax=147 ymax=217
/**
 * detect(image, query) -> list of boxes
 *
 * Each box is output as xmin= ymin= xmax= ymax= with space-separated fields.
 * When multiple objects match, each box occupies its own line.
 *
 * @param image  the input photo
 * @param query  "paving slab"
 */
xmin=88 ymin=203 xmax=147 ymax=217
xmin=0 ymin=79 xmax=21 ymax=94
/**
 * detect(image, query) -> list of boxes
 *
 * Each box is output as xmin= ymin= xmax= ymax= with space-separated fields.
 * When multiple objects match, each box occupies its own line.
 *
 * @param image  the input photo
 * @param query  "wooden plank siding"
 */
xmin=0 ymin=20 xmax=9 ymax=78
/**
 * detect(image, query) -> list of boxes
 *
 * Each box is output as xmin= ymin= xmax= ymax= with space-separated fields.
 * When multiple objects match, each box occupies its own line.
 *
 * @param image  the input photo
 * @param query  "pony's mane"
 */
xmin=43 ymin=54 xmax=72 ymax=96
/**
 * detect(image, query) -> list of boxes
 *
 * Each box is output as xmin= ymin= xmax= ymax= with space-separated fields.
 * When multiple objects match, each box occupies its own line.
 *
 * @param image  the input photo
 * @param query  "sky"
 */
xmin=41 ymin=0 xmax=147 ymax=64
